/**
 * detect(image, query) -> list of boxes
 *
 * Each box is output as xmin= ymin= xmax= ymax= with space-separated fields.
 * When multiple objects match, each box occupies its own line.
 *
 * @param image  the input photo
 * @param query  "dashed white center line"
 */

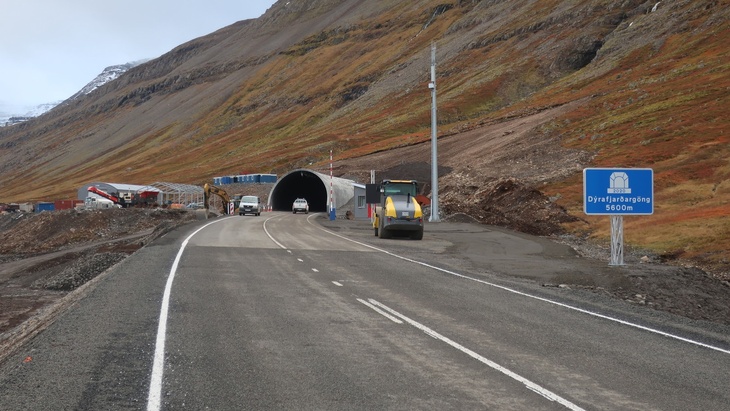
xmin=332 ymin=281 xmax=343 ymax=287
xmin=312 ymin=268 xmax=319 ymax=273
xmin=363 ymin=298 xmax=585 ymax=411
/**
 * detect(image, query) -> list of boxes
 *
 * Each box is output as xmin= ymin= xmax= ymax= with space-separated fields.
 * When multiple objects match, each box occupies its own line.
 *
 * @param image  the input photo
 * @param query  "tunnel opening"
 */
xmin=270 ymin=170 xmax=328 ymax=212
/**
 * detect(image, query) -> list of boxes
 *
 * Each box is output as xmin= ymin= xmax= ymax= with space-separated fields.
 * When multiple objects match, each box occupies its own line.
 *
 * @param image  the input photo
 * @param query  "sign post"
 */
xmin=583 ymin=168 xmax=654 ymax=266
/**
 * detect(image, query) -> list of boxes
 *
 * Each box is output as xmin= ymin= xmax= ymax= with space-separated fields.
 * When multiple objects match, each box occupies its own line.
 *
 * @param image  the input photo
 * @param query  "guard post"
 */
xmin=583 ymin=168 xmax=654 ymax=266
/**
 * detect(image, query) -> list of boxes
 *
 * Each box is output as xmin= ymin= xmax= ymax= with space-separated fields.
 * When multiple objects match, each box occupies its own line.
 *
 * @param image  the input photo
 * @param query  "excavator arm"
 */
xmin=203 ymin=183 xmax=231 ymax=214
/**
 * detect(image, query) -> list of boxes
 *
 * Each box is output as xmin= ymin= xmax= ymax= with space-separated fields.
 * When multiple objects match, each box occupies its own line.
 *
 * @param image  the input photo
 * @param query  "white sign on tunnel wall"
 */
xmin=583 ymin=168 xmax=654 ymax=215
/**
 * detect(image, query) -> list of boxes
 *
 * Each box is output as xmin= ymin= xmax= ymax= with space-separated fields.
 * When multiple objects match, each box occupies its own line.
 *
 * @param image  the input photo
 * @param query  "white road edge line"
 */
xmin=312 ymin=220 xmax=730 ymax=355
xmin=367 ymin=299 xmax=585 ymax=411
xmin=147 ymin=217 xmax=230 ymax=411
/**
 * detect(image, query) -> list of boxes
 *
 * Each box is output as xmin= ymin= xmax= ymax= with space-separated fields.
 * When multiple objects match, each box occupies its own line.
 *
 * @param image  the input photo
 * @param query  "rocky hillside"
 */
xmin=0 ymin=0 xmax=728 ymax=274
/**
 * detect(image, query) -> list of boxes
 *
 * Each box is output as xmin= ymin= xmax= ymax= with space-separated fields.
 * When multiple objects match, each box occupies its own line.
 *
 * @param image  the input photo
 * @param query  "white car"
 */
xmin=292 ymin=198 xmax=309 ymax=214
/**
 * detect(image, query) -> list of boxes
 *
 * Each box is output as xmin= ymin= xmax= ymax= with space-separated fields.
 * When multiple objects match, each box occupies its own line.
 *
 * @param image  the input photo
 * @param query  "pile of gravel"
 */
xmin=33 ymin=252 xmax=128 ymax=291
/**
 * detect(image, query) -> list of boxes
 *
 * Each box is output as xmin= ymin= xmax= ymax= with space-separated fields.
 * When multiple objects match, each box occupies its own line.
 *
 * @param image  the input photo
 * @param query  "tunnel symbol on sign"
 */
xmin=608 ymin=172 xmax=631 ymax=194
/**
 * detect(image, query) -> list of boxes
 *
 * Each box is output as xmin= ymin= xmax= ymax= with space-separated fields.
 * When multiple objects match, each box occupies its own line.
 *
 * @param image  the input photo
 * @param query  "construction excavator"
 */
xmin=203 ymin=183 xmax=232 ymax=215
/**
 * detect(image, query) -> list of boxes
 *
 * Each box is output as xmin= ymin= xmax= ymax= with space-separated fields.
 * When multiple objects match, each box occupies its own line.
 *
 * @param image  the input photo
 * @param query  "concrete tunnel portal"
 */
xmin=269 ymin=169 xmax=355 ymax=213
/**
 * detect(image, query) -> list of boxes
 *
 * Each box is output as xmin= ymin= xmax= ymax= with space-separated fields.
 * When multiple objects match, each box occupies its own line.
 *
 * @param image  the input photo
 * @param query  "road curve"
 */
xmin=0 ymin=212 xmax=728 ymax=410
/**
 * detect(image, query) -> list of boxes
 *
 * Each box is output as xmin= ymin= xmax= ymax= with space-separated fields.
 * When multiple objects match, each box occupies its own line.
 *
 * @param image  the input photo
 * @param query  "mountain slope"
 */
xmin=0 ymin=62 xmax=145 ymax=128
xmin=0 ymin=0 xmax=728 ymax=273
xmin=68 ymin=61 xmax=148 ymax=101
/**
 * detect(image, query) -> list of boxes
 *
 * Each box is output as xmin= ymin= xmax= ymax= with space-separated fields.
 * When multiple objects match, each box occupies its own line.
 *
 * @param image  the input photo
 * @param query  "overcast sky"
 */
xmin=0 ymin=0 xmax=277 ymax=114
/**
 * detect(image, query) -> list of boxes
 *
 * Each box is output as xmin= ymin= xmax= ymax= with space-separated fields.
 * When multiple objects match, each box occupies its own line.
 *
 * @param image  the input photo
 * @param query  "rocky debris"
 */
xmin=610 ymin=266 xmax=730 ymax=324
xmin=0 ymin=208 xmax=199 ymax=336
xmin=441 ymin=177 xmax=579 ymax=236
xmin=0 ymin=208 xmax=195 ymax=255
xmin=33 ymin=252 xmax=128 ymax=291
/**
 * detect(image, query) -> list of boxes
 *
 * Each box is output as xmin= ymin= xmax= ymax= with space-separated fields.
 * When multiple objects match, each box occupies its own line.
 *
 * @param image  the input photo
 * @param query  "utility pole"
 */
xmin=429 ymin=42 xmax=440 ymax=222
xmin=329 ymin=149 xmax=336 ymax=220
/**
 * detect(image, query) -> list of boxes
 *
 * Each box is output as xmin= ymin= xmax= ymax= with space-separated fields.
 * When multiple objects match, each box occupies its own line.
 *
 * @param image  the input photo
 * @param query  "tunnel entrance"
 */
xmin=269 ymin=169 xmax=328 ymax=212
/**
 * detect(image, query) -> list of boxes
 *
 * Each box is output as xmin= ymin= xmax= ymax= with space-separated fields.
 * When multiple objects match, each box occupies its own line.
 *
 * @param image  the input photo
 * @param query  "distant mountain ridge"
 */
xmin=0 ymin=102 xmax=61 ymax=127
xmin=0 ymin=60 xmax=148 ymax=127
xmin=67 ymin=60 xmax=149 ymax=101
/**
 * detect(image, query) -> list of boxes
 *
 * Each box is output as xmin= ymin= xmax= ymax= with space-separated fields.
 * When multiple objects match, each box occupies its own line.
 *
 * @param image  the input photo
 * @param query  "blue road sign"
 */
xmin=584 ymin=168 xmax=654 ymax=215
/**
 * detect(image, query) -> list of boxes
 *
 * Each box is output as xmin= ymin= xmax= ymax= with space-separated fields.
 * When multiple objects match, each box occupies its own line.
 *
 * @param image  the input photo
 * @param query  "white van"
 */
xmin=238 ymin=196 xmax=262 ymax=216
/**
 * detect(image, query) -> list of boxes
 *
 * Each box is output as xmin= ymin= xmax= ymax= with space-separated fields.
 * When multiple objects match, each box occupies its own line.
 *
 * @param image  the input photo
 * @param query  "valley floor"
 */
xmin=2 ymin=208 xmax=729 ymax=366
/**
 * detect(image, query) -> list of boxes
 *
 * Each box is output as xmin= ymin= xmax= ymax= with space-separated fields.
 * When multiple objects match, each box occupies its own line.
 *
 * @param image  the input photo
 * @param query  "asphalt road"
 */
xmin=1 ymin=213 xmax=729 ymax=410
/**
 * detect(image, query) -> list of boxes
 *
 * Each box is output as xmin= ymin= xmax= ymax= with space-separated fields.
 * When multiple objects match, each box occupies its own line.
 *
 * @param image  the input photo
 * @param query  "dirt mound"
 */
xmin=32 ymin=253 xmax=130 ymax=291
xmin=0 ymin=208 xmax=195 ymax=255
xmin=441 ymin=178 xmax=579 ymax=236
xmin=0 ymin=208 xmax=199 ymax=338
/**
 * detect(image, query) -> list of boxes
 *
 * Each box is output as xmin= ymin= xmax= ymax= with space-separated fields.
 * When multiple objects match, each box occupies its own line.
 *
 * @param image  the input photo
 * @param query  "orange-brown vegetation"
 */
xmin=1 ymin=0 xmax=728 ymax=275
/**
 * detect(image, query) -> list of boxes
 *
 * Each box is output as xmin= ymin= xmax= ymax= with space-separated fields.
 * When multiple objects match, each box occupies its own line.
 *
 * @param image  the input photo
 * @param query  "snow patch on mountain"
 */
xmin=68 ymin=59 xmax=149 ymax=101
xmin=1 ymin=59 xmax=148 ymax=127
xmin=0 ymin=101 xmax=63 ymax=127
